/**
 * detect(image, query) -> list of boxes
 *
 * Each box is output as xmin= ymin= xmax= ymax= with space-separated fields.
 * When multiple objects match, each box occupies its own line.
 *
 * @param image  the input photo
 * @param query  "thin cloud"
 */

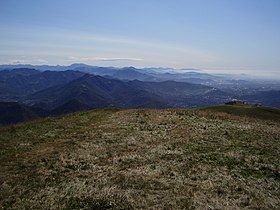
xmin=93 ymin=57 xmax=143 ymax=62
xmin=68 ymin=56 xmax=143 ymax=62
xmin=7 ymin=58 xmax=48 ymax=65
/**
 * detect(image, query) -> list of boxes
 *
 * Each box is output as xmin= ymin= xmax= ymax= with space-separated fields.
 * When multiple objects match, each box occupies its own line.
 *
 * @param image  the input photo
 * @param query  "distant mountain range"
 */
xmin=25 ymin=74 xmax=168 ymax=110
xmin=0 ymin=68 xmax=84 ymax=100
xmin=0 ymin=63 xmax=91 ymax=71
xmin=0 ymin=63 xmax=255 ymax=84
xmin=0 ymin=64 xmax=279 ymax=126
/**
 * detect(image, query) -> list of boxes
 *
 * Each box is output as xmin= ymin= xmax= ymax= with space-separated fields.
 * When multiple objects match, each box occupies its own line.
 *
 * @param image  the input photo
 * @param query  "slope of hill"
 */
xmin=0 ymin=109 xmax=279 ymax=209
xmin=0 ymin=69 xmax=85 ymax=100
xmin=26 ymin=74 xmax=168 ymax=110
xmin=50 ymin=99 xmax=93 ymax=115
xmin=130 ymin=80 xmax=214 ymax=97
xmin=0 ymin=68 xmax=41 ymax=77
xmin=0 ymin=102 xmax=48 ymax=126
xmin=25 ymin=74 xmax=233 ymax=111
xmin=201 ymin=103 xmax=280 ymax=122
xmin=130 ymin=80 xmax=232 ymax=107
xmin=111 ymin=67 xmax=157 ymax=81
xmin=73 ymin=66 xmax=118 ymax=76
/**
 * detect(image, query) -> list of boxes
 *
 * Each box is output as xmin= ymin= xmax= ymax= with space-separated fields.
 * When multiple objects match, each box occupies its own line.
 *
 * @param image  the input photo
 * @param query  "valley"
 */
xmin=1 ymin=65 xmax=279 ymax=126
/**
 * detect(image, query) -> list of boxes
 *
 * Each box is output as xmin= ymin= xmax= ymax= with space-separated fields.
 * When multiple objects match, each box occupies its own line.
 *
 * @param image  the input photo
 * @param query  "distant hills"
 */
xmin=111 ymin=67 xmax=157 ymax=81
xmin=26 ymin=74 xmax=168 ymax=110
xmin=0 ymin=63 xmax=227 ymax=82
xmin=0 ymin=64 xmax=280 ymax=126
xmin=0 ymin=69 xmax=84 ymax=100
xmin=0 ymin=63 xmax=91 ymax=71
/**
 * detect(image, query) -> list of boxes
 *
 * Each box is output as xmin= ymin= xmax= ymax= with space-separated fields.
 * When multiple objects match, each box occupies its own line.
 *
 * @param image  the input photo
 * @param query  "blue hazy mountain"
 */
xmin=25 ymin=74 xmax=169 ymax=110
xmin=0 ymin=64 xmax=279 ymax=126
xmin=0 ymin=69 xmax=85 ymax=100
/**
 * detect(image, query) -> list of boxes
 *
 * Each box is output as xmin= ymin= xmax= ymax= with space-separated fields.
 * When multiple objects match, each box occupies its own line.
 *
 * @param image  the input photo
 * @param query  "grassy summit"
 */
xmin=201 ymin=102 xmax=280 ymax=122
xmin=0 ymin=108 xmax=279 ymax=209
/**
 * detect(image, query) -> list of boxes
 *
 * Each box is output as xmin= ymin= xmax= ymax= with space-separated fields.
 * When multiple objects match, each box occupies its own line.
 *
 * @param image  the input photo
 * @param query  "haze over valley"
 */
xmin=0 ymin=63 xmax=279 ymax=126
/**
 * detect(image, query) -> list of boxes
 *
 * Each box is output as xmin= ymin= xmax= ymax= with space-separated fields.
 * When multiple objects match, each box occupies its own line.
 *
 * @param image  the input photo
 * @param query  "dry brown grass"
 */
xmin=0 ymin=108 xmax=279 ymax=209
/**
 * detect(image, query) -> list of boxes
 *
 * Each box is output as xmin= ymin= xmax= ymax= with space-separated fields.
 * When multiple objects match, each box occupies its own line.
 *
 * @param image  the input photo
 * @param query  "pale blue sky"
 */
xmin=0 ymin=0 xmax=279 ymax=76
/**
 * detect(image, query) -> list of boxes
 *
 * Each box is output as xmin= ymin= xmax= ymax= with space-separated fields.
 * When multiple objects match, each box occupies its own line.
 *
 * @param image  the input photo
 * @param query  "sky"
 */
xmin=0 ymin=0 xmax=280 ymax=76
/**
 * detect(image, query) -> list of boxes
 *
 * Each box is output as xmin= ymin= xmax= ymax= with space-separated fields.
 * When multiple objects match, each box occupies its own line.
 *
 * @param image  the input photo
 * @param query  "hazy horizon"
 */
xmin=1 ymin=0 xmax=279 ymax=78
xmin=1 ymin=62 xmax=280 ymax=80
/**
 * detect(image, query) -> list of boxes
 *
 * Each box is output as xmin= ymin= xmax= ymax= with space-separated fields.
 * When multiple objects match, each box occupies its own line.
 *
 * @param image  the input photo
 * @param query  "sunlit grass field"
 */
xmin=1 ymin=108 xmax=279 ymax=209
